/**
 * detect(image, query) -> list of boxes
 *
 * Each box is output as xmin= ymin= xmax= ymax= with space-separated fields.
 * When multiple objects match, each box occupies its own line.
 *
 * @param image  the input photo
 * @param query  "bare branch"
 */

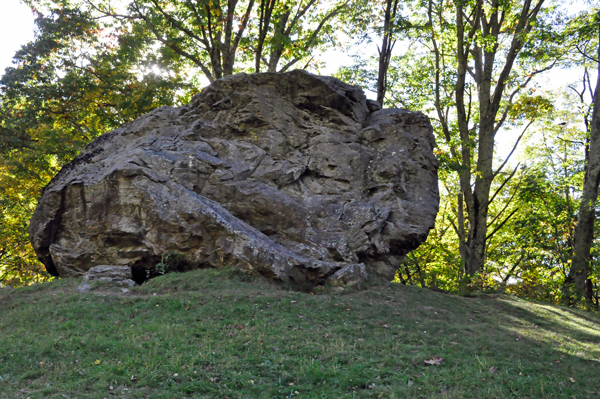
xmin=148 ymin=0 xmax=206 ymax=45
xmin=486 ymin=208 xmax=518 ymax=241
xmin=493 ymin=120 xmax=532 ymax=178
xmin=132 ymin=1 xmax=214 ymax=81
xmin=489 ymin=163 xmax=520 ymax=206
xmin=494 ymin=61 xmax=556 ymax=135
xmin=502 ymin=253 xmax=526 ymax=283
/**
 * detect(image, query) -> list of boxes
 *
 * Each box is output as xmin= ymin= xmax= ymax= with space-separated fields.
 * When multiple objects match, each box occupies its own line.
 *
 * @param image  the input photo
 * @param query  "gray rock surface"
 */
xmin=29 ymin=70 xmax=439 ymax=286
xmin=77 ymin=265 xmax=137 ymax=292
xmin=82 ymin=265 xmax=137 ymax=286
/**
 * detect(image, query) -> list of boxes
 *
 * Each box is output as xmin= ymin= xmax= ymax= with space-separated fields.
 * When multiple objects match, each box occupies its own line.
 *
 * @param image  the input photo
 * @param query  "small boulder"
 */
xmin=78 ymin=265 xmax=137 ymax=292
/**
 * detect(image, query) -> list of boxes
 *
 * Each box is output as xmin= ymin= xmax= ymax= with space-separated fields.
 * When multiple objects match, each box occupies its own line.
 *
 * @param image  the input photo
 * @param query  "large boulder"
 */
xmin=29 ymin=71 xmax=439 ymax=286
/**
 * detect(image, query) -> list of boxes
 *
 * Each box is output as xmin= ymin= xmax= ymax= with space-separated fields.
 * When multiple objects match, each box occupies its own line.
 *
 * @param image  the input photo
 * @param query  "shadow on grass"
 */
xmin=484 ymin=295 xmax=600 ymax=359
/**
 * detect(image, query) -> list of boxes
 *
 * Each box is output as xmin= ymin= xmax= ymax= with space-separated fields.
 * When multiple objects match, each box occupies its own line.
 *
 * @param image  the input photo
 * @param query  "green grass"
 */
xmin=0 ymin=268 xmax=599 ymax=398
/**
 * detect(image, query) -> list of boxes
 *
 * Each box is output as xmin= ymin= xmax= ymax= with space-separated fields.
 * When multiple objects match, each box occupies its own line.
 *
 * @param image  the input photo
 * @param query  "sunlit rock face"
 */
xmin=29 ymin=70 xmax=439 ymax=286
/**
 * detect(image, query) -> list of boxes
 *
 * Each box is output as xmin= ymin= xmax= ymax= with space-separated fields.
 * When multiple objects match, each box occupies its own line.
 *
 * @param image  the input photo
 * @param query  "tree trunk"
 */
xmin=563 ymin=13 xmax=600 ymax=306
xmin=255 ymin=0 xmax=276 ymax=73
xmin=453 ymin=0 xmax=545 ymax=280
xmin=376 ymin=0 xmax=399 ymax=104
xmin=564 ymin=52 xmax=600 ymax=305
xmin=267 ymin=6 xmax=291 ymax=73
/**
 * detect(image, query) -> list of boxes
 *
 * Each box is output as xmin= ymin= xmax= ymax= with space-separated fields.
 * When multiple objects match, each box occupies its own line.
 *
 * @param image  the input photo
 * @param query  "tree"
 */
xmin=426 ymin=0 xmax=559 ymax=284
xmin=504 ymin=111 xmax=588 ymax=302
xmin=562 ymin=8 xmax=600 ymax=306
xmin=367 ymin=0 xmax=405 ymax=104
xmin=253 ymin=0 xmax=349 ymax=73
xmin=335 ymin=0 xmax=563 ymax=292
xmin=336 ymin=0 xmax=413 ymax=105
xmin=89 ymin=0 xmax=348 ymax=82
xmin=0 ymin=3 xmax=191 ymax=285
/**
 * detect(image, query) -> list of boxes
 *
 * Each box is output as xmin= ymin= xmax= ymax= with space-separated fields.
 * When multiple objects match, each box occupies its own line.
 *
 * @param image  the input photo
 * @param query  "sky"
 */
xmin=0 ymin=0 xmax=35 ymax=76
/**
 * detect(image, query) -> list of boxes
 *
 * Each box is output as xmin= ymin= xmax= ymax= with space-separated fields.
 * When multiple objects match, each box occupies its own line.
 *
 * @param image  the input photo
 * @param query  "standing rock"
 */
xmin=29 ymin=71 xmax=439 ymax=287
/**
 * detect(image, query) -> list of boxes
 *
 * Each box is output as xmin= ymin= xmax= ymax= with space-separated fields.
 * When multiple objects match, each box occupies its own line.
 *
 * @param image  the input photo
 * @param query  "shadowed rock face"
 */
xmin=29 ymin=70 xmax=439 ymax=286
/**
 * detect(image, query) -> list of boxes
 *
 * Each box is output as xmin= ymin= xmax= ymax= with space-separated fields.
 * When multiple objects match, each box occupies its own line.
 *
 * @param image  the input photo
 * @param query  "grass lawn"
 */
xmin=0 ymin=268 xmax=599 ymax=398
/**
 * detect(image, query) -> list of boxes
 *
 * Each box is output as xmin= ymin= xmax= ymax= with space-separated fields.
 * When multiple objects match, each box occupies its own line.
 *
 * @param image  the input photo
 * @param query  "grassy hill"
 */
xmin=0 ymin=268 xmax=599 ymax=398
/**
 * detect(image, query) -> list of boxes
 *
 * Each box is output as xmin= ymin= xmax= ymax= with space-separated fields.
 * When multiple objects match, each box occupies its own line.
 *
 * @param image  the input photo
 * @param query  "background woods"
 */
xmin=1 ymin=0 xmax=599 ymax=308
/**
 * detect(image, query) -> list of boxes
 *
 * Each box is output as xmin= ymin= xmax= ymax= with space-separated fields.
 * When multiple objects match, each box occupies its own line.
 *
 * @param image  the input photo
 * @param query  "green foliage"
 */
xmin=399 ymin=82 xmax=599 ymax=305
xmin=0 ymin=4 xmax=194 ymax=286
xmin=148 ymin=251 xmax=188 ymax=279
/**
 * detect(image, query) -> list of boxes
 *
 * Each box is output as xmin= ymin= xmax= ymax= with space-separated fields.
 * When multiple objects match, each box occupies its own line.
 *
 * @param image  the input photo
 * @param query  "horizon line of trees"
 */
xmin=1 ymin=0 xmax=599 ymax=309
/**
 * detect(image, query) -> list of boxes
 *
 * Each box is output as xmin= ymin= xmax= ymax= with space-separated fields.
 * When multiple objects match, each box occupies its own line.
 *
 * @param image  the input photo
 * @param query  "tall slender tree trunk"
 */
xmin=452 ymin=0 xmax=545 ymax=279
xmin=255 ymin=0 xmax=276 ymax=73
xmin=563 ymin=21 xmax=600 ymax=305
xmin=376 ymin=0 xmax=399 ymax=104
xmin=267 ymin=7 xmax=291 ymax=72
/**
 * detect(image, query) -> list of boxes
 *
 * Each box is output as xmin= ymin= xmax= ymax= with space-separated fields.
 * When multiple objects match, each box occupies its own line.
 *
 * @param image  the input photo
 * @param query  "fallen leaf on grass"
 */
xmin=488 ymin=366 xmax=496 ymax=373
xmin=323 ymin=333 xmax=330 ymax=338
xmin=382 ymin=324 xmax=389 ymax=329
xmin=424 ymin=356 xmax=445 ymax=366
xmin=570 ymin=377 xmax=576 ymax=383
xmin=130 ymin=375 xmax=138 ymax=382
